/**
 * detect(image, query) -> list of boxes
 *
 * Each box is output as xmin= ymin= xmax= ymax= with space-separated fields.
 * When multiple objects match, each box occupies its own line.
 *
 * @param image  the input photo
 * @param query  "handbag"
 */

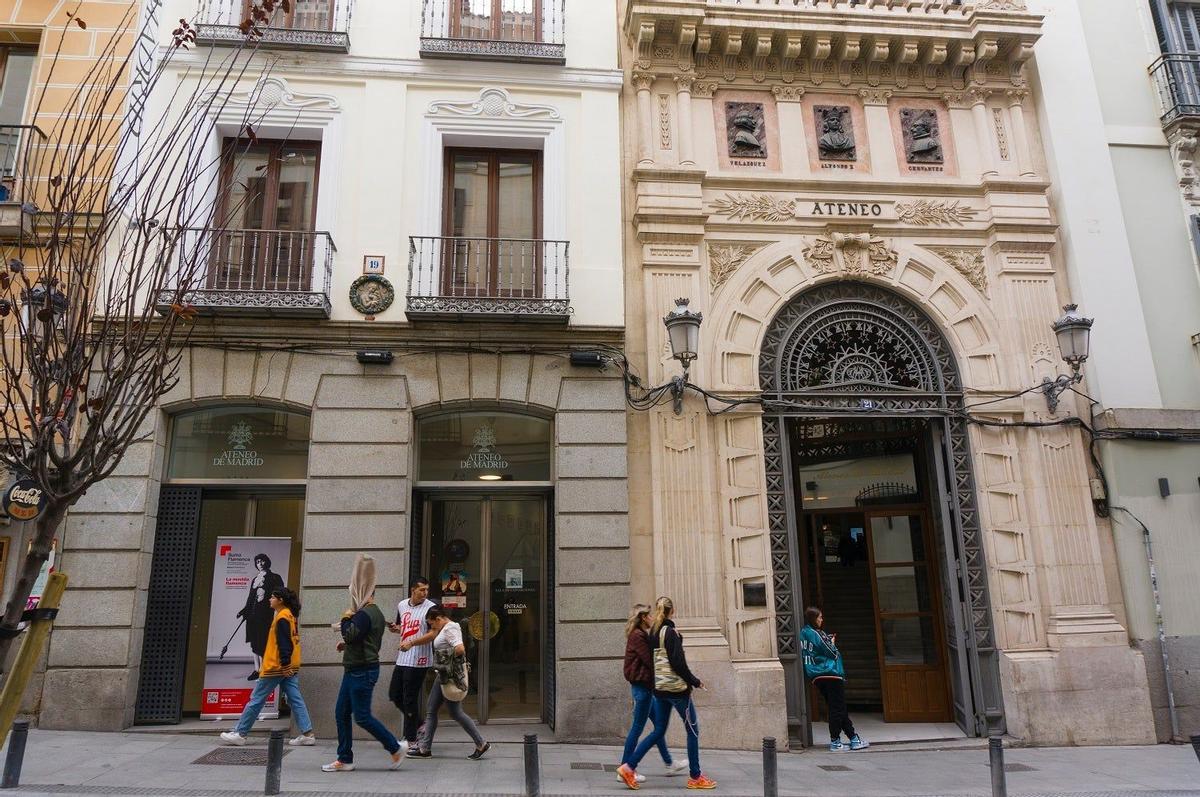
xmin=653 ymin=626 xmax=688 ymax=693
xmin=437 ymin=650 xmax=470 ymax=702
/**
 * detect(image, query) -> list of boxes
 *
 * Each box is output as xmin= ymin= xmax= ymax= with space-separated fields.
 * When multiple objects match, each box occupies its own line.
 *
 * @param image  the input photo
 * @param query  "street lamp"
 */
xmin=1042 ymin=304 xmax=1093 ymax=413
xmin=663 ymin=297 xmax=703 ymax=415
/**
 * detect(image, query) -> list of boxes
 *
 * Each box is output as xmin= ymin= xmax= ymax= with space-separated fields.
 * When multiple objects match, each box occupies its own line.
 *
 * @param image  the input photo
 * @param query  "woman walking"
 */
xmin=407 ymin=606 xmax=490 ymax=760
xmin=620 ymin=604 xmax=686 ymax=783
xmin=221 ymin=588 xmax=316 ymax=747
xmin=617 ymin=597 xmax=716 ymax=791
xmin=800 ymin=606 xmax=868 ymax=751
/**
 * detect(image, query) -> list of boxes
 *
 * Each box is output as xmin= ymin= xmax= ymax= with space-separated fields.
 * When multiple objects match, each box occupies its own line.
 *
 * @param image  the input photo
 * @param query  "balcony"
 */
xmin=420 ymin=0 xmax=565 ymax=64
xmin=197 ymin=0 xmax=353 ymax=53
xmin=407 ymin=236 xmax=570 ymax=323
xmin=155 ymin=228 xmax=335 ymax=318
xmin=1151 ymin=53 xmax=1200 ymax=127
xmin=0 ymin=124 xmax=46 ymax=240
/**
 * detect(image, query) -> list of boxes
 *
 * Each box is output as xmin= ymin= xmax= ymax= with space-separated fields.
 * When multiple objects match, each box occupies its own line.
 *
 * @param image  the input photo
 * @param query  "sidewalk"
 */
xmin=4 ymin=729 xmax=1199 ymax=797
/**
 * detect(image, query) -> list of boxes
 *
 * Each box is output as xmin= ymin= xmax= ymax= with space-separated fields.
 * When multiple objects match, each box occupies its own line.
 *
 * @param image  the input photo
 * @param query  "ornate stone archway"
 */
xmin=759 ymin=281 xmax=1003 ymax=737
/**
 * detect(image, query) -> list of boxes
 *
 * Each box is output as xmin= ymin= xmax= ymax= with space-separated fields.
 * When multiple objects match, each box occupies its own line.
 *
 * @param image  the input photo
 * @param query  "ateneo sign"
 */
xmin=212 ymin=420 xmax=264 ymax=469
xmin=460 ymin=425 xmax=510 ymax=472
xmin=4 ymin=478 xmax=47 ymax=521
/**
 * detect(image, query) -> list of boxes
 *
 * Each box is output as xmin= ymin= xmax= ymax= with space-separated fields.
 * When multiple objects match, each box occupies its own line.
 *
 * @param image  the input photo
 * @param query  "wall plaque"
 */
xmin=725 ymin=101 xmax=767 ymax=160
xmin=900 ymin=107 xmax=943 ymax=164
xmin=815 ymin=105 xmax=856 ymax=162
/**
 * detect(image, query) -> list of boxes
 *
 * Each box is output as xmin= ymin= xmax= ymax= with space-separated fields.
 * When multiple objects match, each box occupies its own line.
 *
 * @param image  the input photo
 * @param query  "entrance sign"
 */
xmin=201 ymin=536 xmax=292 ymax=719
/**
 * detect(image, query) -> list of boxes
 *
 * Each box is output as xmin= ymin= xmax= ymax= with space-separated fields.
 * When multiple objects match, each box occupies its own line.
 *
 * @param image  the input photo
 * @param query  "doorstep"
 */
xmin=124 ymin=718 xmax=290 ymax=736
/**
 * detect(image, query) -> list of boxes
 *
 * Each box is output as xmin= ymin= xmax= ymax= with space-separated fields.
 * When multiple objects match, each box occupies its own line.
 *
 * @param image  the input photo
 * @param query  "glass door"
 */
xmin=425 ymin=495 xmax=545 ymax=723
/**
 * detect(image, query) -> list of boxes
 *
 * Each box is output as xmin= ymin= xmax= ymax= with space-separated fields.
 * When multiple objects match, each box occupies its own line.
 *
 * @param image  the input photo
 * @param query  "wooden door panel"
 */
xmin=883 ymin=667 xmax=950 ymax=722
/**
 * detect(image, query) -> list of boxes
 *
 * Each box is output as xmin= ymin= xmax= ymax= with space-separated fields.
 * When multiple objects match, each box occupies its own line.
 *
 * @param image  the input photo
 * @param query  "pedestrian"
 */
xmin=800 ymin=606 xmax=868 ymax=751
xmin=407 ymin=605 xmax=490 ymax=760
xmin=619 ymin=603 xmax=686 ymax=783
xmin=220 ymin=587 xmax=316 ymax=747
xmin=617 ymin=596 xmax=716 ymax=791
xmin=322 ymin=554 xmax=407 ymax=773
xmin=388 ymin=576 xmax=436 ymax=750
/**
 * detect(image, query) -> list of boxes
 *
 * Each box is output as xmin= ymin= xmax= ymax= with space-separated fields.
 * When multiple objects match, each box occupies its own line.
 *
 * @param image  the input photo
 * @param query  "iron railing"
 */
xmin=197 ymin=0 xmax=353 ymax=52
xmin=0 ymin=124 xmax=48 ymax=202
xmin=407 ymin=235 xmax=570 ymax=321
xmin=156 ymin=227 xmax=335 ymax=317
xmin=1151 ymin=53 xmax=1200 ymax=124
xmin=420 ymin=0 xmax=565 ymax=63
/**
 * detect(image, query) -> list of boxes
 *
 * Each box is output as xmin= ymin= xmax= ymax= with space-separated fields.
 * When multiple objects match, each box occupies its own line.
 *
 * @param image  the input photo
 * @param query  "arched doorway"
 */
xmin=759 ymin=282 xmax=1002 ymax=743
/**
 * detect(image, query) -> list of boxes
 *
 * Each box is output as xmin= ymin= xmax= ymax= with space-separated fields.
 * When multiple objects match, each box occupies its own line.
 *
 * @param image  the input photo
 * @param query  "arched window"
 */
xmin=416 ymin=411 xmax=551 ymax=483
xmin=166 ymin=406 xmax=310 ymax=481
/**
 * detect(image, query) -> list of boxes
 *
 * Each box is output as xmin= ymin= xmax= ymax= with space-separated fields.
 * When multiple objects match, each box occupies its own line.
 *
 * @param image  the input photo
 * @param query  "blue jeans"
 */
xmin=628 ymin=693 xmax=701 ymax=779
xmin=335 ymin=666 xmax=400 ymax=764
xmin=621 ymin=683 xmax=672 ymax=766
xmin=235 ymin=673 xmax=313 ymax=737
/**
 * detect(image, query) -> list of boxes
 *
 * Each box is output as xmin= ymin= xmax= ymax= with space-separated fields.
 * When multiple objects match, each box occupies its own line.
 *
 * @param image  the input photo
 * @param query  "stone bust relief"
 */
xmin=816 ymin=105 xmax=856 ymax=161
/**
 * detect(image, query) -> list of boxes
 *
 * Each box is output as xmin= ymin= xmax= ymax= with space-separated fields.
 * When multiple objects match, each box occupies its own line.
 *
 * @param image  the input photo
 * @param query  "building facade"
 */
xmin=33 ymin=0 xmax=632 ymax=742
xmin=1032 ymin=0 xmax=1200 ymax=742
xmin=620 ymin=0 xmax=1157 ymax=749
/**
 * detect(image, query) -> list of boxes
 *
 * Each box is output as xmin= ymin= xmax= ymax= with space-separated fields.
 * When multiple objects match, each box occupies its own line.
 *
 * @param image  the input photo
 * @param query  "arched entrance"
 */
xmin=759 ymin=282 xmax=1003 ymax=743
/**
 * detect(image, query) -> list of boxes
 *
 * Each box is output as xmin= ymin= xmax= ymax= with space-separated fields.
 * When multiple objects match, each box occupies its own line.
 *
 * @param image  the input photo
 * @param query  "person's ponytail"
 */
xmin=649 ymin=596 xmax=674 ymax=636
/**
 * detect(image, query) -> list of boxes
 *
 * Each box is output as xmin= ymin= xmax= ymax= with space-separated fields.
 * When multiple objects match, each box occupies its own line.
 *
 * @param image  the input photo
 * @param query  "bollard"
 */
xmin=988 ymin=735 xmax=1007 ymax=797
xmin=523 ymin=733 xmax=540 ymax=797
xmin=1 ymin=720 xmax=29 ymax=789
xmin=264 ymin=729 xmax=284 ymax=796
xmin=762 ymin=736 xmax=778 ymax=797
xmin=1191 ymin=734 xmax=1200 ymax=765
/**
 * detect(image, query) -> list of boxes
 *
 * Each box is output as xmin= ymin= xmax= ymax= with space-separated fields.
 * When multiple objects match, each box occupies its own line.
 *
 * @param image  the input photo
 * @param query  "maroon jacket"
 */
xmin=623 ymin=628 xmax=654 ymax=687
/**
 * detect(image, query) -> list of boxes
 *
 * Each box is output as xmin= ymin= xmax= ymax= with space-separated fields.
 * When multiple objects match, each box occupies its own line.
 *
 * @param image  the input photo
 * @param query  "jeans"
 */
xmin=419 ymin=683 xmax=484 ymax=751
xmin=620 ymin=683 xmax=672 ymax=767
xmin=816 ymin=678 xmax=856 ymax=741
xmin=335 ymin=666 xmax=400 ymax=764
xmin=234 ymin=674 xmax=312 ymax=737
xmin=389 ymin=666 xmax=429 ymax=744
xmin=628 ymin=693 xmax=701 ymax=779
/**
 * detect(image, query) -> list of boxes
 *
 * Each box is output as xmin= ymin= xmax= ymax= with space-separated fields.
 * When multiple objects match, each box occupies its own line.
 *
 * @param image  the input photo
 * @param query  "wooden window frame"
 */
xmin=241 ymin=0 xmax=335 ymax=32
xmin=450 ymin=0 xmax=543 ymax=43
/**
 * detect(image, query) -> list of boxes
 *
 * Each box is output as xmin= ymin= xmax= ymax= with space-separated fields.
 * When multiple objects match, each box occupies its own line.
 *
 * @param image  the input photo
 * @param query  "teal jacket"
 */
xmin=799 ymin=624 xmax=845 ymax=681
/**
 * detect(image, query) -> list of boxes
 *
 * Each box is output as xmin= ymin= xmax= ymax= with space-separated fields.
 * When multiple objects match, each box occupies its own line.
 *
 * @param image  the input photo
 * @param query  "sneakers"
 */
xmin=407 ymin=747 xmax=432 ymax=758
xmin=616 ymin=763 xmax=640 ymax=790
xmin=389 ymin=740 xmax=408 ymax=770
xmin=246 ymin=670 xmax=260 ymax=682
xmin=219 ymin=731 xmax=247 ymax=746
xmin=687 ymin=774 xmax=718 ymax=789
xmin=288 ymin=733 xmax=316 ymax=747
xmin=849 ymin=735 xmax=870 ymax=751
xmin=467 ymin=742 xmax=491 ymax=760
xmin=321 ymin=761 xmax=355 ymax=773
xmin=829 ymin=739 xmax=846 ymax=752
xmin=666 ymin=761 xmax=689 ymax=776
xmin=615 ymin=769 xmax=646 ymax=784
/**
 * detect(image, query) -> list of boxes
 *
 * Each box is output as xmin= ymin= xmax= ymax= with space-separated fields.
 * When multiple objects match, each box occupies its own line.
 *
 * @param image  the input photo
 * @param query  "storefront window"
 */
xmin=167 ymin=407 xmax=310 ymax=480
xmin=418 ymin=412 xmax=551 ymax=482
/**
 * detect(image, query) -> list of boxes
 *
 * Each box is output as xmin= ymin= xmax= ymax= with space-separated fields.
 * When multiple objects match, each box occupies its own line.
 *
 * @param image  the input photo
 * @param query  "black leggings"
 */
xmin=816 ymin=679 xmax=856 ymax=741
xmin=388 ymin=666 xmax=428 ymax=743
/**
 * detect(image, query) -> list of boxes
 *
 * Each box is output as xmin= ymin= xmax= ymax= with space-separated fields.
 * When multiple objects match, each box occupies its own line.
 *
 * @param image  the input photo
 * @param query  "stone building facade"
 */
xmin=619 ymin=0 xmax=1156 ymax=748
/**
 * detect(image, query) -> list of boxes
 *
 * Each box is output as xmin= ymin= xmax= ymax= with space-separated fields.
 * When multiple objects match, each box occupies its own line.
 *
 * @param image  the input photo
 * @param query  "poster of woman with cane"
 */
xmin=240 ymin=553 xmax=285 ymax=680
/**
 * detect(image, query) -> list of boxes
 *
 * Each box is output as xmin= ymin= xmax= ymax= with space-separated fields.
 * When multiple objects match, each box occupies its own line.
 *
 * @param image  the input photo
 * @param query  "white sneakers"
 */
xmin=288 ymin=734 xmax=316 ymax=747
xmin=219 ymin=731 xmax=246 ymax=746
xmin=321 ymin=760 xmax=355 ymax=773
xmin=389 ymin=740 xmax=409 ymax=770
xmin=666 ymin=761 xmax=689 ymax=776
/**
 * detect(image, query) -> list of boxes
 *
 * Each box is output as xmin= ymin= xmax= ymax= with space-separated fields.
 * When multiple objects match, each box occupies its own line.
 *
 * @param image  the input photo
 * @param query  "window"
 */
xmin=417 ymin=412 xmax=551 ymax=482
xmin=0 ymin=46 xmax=36 ymax=191
xmin=244 ymin=0 xmax=334 ymax=31
xmin=452 ymin=0 xmax=541 ymax=43
xmin=442 ymin=148 xmax=542 ymax=297
xmin=1174 ymin=1 xmax=1200 ymax=51
xmin=215 ymin=139 xmax=321 ymax=292
xmin=167 ymin=406 xmax=311 ymax=481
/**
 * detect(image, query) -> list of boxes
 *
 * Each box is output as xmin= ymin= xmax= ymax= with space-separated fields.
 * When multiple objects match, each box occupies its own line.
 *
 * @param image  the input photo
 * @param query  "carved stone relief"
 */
xmin=708 ymin=193 xmax=796 ymax=222
xmin=815 ymin=105 xmax=856 ymax=161
xmin=927 ymin=246 xmax=988 ymax=296
xmin=894 ymin=199 xmax=979 ymax=226
xmin=725 ymin=101 xmax=767 ymax=158
xmin=658 ymin=94 xmax=672 ymax=149
xmin=803 ymin=233 xmax=897 ymax=277
xmin=709 ymin=242 xmax=766 ymax=292
xmin=900 ymin=107 xmax=944 ymax=164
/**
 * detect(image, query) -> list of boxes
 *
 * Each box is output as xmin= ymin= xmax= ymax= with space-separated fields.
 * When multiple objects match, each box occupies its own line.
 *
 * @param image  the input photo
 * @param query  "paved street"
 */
xmin=3 ymin=729 xmax=1198 ymax=797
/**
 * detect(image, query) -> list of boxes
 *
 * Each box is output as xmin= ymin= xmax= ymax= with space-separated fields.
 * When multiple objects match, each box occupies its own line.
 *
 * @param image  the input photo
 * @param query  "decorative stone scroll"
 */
xmin=708 ymin=242 xmax=766 ymax=292
xmin=803 ymin=233 xmax=897 ymax=277
xmin=926 ymin=246 xmax=989 ymax=296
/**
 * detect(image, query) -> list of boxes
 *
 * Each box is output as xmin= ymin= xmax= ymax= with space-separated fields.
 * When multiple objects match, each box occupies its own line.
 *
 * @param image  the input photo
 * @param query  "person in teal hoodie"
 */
xmin=800 ymin=606 xmax=869 ymax=752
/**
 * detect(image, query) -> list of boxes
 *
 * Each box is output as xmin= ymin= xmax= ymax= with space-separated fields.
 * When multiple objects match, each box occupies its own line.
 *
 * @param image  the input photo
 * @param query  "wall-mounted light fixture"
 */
xmin=1042 ymin=304 xmax=1093 ymax=414
xmin=663 ymin=297 xmax=703 ymax=415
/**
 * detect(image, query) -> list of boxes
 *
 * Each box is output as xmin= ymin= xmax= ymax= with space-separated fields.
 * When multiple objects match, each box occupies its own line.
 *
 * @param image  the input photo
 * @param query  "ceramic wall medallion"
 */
xmin=725 ymin=101 xmax=767 ymax=159
xmin=900 ymin=107 xmax=943 ymax=164
xmin=349 ymin=274 xmax=394 ymax=315
xmin=815 ymin=105 xmax=856 ymax=161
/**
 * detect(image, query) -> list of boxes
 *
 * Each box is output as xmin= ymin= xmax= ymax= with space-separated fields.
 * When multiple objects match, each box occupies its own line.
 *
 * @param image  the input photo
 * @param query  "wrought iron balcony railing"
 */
xmin=197 ymin=0 xmax=353 ymax=53
xmin=420 ymin=0 xmax=565 ymax=64
xmin=407 ymin=236 xmax=570 ymax=322
xmin=0 ymin=124 xmax=47 ymax=239
xmin=1151 ymin=53 xmax=1200 ymax=125
xmin=156 ymin=227 xmax=335 ymax=318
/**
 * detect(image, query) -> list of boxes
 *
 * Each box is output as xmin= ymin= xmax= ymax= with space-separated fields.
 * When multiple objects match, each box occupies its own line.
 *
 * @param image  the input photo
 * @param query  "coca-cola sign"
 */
xmin=4 ymin=478 xmax=47 ymax=521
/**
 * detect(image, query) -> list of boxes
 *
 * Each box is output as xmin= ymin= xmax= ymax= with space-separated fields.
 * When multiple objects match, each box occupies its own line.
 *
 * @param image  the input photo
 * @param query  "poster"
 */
xmin=440 ymin=567 xmax=468 ymax=609
xmin=201 ymin=536 xmax=292 ymax=719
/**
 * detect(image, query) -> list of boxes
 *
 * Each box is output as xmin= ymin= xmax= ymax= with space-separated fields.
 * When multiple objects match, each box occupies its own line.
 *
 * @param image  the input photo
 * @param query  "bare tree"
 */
xmin=0 ymin=0 xmax=288 ymax=669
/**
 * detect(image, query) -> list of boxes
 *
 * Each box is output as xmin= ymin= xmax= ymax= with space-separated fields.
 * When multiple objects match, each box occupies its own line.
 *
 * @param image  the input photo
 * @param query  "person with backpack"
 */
xmin=406 ymin=605 xmax=490 ymax=760
xmin=220 ymin=587 xmax=315 ymax=747
xmin=620 ymin=603 xmax=687 ymax=783
xmin=616 ymin=596 xmax=716 ymax=791
xmin=800 ymin=606 xmax=869 ymax=751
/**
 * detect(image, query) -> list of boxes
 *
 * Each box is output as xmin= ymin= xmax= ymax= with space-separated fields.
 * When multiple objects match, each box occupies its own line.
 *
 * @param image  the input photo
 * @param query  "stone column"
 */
xmin=969 ymin=88 xmax=998 ymax=177
xmin=1007 ymin=89 xmax=1036 ymax=177
xmin=674 ymin=75 xmax=695 ymax=166
xmin=859 ymin=88 xmax=896 ymax=178
xmin=633 ymin=71 xmax=655 ymax=166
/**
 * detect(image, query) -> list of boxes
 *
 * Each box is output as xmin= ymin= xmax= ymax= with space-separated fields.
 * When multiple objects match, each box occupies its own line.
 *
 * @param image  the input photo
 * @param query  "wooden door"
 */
xmin=865 ymin=510 xmax=952 ymax=723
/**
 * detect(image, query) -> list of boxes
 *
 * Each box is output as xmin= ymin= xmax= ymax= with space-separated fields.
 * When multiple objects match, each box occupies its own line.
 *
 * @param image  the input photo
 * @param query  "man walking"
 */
xmin=389 ymin=577 xmax=436 ymax=750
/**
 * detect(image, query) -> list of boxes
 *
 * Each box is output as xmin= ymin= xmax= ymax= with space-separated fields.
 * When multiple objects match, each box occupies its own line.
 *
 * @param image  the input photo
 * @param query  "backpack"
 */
xmin=653 ymin=626 xmax=688 ymax=693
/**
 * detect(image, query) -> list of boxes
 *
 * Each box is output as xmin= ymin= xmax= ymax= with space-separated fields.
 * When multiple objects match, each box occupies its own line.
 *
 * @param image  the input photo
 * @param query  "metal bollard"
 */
xmin=523 ymin=733 xmax=541 ymax=797
xmin=1 ymin=720 xmax=29 ymax=789
xmin=1191 ymin=734 xmax=1200 ymax=765
xmin=264 ymin=729 xmax=284 ymax=796
xmin=988 ymin=735 xmax=1007 ymax=797
xmin=762 ymin=736 xmax=778 ymax=797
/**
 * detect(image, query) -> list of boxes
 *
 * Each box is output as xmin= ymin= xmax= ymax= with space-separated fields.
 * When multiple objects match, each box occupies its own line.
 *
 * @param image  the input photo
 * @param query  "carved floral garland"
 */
xmin=708 ymin=193 xmax=796 ymax=222
xmin=894 ymin=199 xmax=979 ymax=226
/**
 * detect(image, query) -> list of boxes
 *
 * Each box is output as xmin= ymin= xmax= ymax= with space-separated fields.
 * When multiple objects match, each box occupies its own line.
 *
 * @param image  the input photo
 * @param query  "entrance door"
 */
xmin=424 ymin=495 xmax=545 ymax=723
xmin=865 ymin=510 xmax=951 ymax=722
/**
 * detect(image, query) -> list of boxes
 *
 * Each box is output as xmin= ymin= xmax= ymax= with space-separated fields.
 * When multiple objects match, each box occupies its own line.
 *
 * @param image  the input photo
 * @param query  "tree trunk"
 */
xmin=0 ymin=504 xmax=67 ymax=676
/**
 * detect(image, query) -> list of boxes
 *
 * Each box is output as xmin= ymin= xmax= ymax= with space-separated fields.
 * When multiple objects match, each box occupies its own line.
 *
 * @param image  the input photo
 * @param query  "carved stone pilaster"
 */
xmin=1169 ymin=126 xmax=1200 ymax=202
xmin=691 ymin=81 xmax=719 ymax=99
xmin=771 ymin=85 xmax=804 ymax=103
xmin=858 ymin=88 xmax=893 ymax=107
